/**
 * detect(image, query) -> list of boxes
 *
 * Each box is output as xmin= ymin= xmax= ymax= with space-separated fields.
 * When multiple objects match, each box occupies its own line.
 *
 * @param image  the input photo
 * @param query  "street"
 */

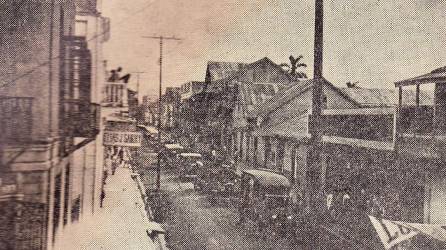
xmin=138 ymin=151 xmax=300 ymax=250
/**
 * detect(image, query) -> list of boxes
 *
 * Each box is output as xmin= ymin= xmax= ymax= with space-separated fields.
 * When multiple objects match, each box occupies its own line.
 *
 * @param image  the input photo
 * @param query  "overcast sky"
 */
xmin=101 ymin=0 xmax=446 ymax=97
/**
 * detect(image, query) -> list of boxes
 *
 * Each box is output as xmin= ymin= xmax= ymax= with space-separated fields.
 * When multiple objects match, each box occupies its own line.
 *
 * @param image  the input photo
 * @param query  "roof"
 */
xmin=249 ymin=78 xmax=359 ymax=118
xmin=253 ymin=111 xmax=311 ymax=140
xmin=205 ymin=57 xmax=299 ymax=93
xmin=239 ymin=82 xmax=286 ymax=112
xmin=340 ymin=88 xmax=434 ymax=106
xmin=395 ymin=66 xmax=446 ymax=87
xmin=243 ymin=169 xmax=291 ymax=188
xmin=206 ymin=61 xmax=248 ymax=82
xmin=164 ymin=144 xmax=184 ymax=150
xmin=179 ymin=153 xmax=202 ymax=157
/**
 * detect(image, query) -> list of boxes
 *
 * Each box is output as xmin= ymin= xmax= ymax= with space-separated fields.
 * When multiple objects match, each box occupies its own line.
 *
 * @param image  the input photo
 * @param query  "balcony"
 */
xmin=0 ymin=97 xmax=33 ymax=144
xmin=102 ymin=82 xmax=128 ymax=107
xmin=397 ymin=105 xmax=446 ymax=159
xmin=63 ymin=100 xmax=100 ymax=138
xmin=312 ymin=108 xmax=395 ymax=150
xmin=399 ymin=106 xmax=434 ymax=135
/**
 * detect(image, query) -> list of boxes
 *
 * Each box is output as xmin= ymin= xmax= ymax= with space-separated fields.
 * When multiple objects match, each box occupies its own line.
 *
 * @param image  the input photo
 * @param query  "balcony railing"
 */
xmin=313 ymin=108 xmax=395 ymax=142
xmin=0 ymin=96 xmax=33 ymax=144
xmin=102 ymin=82 xmax=127 ymax=107
xmin=399 ymin=106 xmax=434 ymax=135
xmin=63 ymin=100 xmax=100 ymax=138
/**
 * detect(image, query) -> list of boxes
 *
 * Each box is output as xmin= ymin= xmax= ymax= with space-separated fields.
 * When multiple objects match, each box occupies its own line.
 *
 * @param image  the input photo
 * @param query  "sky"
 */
xmin=101 ymin=0 xmax=446 ymax=98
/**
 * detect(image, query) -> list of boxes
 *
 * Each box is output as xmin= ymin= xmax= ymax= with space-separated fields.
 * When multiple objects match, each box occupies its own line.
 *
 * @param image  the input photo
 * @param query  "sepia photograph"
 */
xmin=1 ymin=0 xmax=446 ymax=249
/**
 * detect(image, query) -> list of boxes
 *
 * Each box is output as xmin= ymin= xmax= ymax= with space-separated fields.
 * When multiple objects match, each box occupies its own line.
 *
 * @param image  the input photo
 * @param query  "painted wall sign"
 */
xmin=103 ymin=131 xmax=142 ymax=147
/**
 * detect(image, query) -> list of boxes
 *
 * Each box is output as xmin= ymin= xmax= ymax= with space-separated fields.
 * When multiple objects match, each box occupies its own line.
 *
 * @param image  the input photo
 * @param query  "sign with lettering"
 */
xmin=103 ymin=131 xmax=141 ymax=147
xmin=369 ymin=216 xmax=446 ymax=249
xmin=0 ymin=175 xmax=18 ymax=196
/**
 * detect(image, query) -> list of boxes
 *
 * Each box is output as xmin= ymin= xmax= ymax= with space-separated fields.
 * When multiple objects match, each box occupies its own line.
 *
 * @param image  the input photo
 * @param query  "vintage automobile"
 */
xmin=177 ymin=152 xmax=202 ymax=181
xmin=193 ymin=167 xmax=220 ymax=192
xmin=208 ymin=167 xmax=242 ymax=205
xmin=238 ymin=169 xmax=293 ymax=237
xmin=161 ymin=143 xmax=184 ymax=168
xmin=194 ymin=166 xmax=241 ymax=203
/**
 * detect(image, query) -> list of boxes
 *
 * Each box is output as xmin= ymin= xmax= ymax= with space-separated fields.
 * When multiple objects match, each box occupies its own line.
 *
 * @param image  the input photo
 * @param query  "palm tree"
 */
xmin=280 ymin=55 xmax=308 ymax=78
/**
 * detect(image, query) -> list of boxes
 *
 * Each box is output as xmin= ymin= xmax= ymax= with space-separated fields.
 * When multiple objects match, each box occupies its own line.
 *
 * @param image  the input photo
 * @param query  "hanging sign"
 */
xmin=369 ymin=215 xmax=446 ymax=249
xmin=103 ymin=131 xmax=141 ymax=147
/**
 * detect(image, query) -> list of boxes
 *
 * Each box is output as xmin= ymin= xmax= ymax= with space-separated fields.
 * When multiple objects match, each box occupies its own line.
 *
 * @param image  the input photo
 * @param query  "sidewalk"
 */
xmin=57 ymin=167 xmax=155 ymax=250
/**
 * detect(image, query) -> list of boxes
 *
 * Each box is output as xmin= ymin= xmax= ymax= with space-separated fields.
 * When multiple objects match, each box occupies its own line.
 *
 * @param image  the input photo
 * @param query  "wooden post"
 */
xmin=309 ymin=0 xmax=324 ymax=209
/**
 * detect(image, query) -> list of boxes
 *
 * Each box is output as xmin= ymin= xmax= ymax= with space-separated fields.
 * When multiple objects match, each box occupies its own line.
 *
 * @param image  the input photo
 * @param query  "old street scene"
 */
xmin=2 ymin=1 xmax=446 ymax=250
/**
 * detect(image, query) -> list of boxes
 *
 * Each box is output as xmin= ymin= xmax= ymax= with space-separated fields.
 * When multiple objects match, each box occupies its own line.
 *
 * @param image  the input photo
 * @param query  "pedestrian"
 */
xmin=100 ymin=189 xmax=106 ymax=208
xmin=108 ymin=69 xmax=119 ymax=82
xmin=103 ymin=170 xmax=108 ymax=185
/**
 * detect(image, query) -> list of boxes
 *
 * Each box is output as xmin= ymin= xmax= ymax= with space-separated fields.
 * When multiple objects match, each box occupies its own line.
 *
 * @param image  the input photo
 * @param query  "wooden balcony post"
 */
xmin=416 ymin=84 xmax=420 ymax=107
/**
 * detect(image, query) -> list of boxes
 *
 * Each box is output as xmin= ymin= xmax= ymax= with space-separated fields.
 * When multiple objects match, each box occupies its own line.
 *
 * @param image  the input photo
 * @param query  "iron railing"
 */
xmin=63 ymin=100 xmax=100 ymax=138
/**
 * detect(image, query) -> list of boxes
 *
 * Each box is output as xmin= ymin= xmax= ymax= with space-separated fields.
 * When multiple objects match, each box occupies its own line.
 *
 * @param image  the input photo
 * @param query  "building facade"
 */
xmin=0 ymin=0 xmax=110 ymax=249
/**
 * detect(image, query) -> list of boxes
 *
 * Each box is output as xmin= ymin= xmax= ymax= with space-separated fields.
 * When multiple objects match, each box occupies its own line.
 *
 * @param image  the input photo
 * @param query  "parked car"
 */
xmin=161 ymin=144 xmax=184 ymax=168
xmin=238 ymin=169 xmax=293 ymax=238
xmin=208 ymin=167 xmax=241 ymax=206
xmin=177 ymin=153 xmax=202 ymax=181
xmin=193 ymin=167 xmax=220 ymax=193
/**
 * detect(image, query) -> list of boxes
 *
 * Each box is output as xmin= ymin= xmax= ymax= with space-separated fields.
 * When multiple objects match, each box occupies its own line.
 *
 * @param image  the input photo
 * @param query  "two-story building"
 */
xmin=202 ymin=57 xmax=301 ymax=155
xmin=0 ymin=1 xmax=110 ymax=249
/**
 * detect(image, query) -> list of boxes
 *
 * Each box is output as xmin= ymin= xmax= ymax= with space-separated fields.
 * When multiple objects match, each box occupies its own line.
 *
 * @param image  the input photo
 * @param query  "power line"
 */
xmin=0 ymin=0 xmax=156 ymax=89
xmin=141 ymin=35 xmax=182 ymax=192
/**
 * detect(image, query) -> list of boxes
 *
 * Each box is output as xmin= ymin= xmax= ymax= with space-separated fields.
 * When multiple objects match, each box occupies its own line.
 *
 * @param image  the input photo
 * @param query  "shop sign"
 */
xmin=0 ymin=176 xmax=17 ymax=196
xmin=369 ymin=215 xmax=446 ymax=249
xmin=103 ymin=131 xmax=141 ymax=147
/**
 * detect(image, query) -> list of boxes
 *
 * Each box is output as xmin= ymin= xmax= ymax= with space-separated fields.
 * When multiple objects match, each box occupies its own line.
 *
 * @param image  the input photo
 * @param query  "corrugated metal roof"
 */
xmin=339 ymin=88 xmax=433 ymax=106
xmin=253 ymin=111 xmax=310 ymax=139
xmin=206 ymin=61 xmax=247 ymax=82
xmin=249 ymin=78 xmax=358 ymax=118
xmin=239 ymin=82 xmax=282 ymax=109
xmin=395 ymin=66 xmax=446 ymax=86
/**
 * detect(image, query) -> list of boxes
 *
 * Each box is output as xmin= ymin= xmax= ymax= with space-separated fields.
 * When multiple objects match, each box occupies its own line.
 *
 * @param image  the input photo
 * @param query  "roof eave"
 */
xmin=395 ymin=75 xmax=446 ymax=87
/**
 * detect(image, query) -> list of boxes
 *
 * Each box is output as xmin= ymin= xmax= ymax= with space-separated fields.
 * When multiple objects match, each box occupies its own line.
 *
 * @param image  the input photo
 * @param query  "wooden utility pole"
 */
xmin=141 ymin=35 xmax=182 ymax=191
xmin=310 ymin=0 xmax=324 ymax=204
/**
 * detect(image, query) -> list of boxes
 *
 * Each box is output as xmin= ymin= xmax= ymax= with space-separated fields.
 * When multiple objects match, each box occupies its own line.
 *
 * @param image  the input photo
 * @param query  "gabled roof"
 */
xmin=205 ymin=61 xmax=248 ymax=83
xmin=238 ymin=82 xmax=286 ymax=112
xmin=205 ymin=57 xmax=300 ymax=93
xmin=340 ymin=88 xmax=434 ymax=106
xmin=395 ymin=66 xmax=446 ymax=87
xmin=249 ymin=78 xmax=359 ymax=118
xmin=253 ymin=111 xmax=310 ymax=140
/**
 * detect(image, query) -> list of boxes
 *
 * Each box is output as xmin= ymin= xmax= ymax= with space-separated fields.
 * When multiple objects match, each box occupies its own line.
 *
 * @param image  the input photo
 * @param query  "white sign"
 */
xmin=103 ymin=131 xmax=141 ymax=147
xmin=369 ymin=216 xmax=418 ymax=249
xmin=369 ymin=215 xmax=446 ymax=249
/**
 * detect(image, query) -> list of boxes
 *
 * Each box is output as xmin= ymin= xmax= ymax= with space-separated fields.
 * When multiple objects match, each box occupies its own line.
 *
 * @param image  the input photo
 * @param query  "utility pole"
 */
xmin=130 ymin=71 xmax=147 ymax=101
xmin=307 ymin=0 xmax=324 ymax=248
xmin=142 ymin=35 xmax=182 ymax=192
xmin=310 ymin=0 xmax=324 ymax=204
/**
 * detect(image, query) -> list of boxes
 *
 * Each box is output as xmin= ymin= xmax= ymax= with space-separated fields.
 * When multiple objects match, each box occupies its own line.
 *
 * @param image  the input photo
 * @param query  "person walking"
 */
xmin=100 ymin=189 xmax=106 ymax=208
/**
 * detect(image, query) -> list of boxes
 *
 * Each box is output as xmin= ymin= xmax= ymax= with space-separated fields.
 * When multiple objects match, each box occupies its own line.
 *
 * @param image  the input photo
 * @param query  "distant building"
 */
xmin=160 ymin=87 xmax=181 ymax=131
xmin=199 ymin=57 xmax=301 ymax=153
xmin=180 ymin=81 xmax=205 ymax=101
